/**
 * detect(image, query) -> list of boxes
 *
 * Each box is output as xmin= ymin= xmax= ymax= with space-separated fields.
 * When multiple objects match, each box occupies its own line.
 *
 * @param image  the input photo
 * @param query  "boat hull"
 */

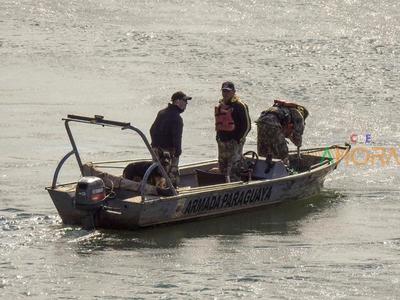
xmin=48 ymin=163 xmax=333 ymax=230
xmin=138 ymin=164 xmax=330 ymax=227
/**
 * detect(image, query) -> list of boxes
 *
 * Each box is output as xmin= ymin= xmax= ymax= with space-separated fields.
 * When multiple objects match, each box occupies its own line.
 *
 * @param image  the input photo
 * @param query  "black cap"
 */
xmin=221 ymin=81 xmax=235 ymax=91
xmin=171 ymin=91 xmax=192 ymax=102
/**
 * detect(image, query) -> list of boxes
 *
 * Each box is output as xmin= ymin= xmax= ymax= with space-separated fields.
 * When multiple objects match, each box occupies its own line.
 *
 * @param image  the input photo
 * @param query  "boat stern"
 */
xmin=46 ymin=184 xmax=86 ymax=225
xmin=46 ymin=184 xmax=144 ymax=230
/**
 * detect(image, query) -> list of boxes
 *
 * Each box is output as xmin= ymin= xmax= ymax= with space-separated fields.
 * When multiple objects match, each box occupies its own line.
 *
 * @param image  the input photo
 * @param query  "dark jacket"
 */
xmin=216 ymin=95 xmax=251 ymax=143
xmin=150 ymin=104 xmax=183 ymax=157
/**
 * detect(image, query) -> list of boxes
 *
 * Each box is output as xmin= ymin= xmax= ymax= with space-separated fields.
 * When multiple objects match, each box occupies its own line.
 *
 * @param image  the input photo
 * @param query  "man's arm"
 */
xmin=149 ymin=113 xmax=160 ymax=146
xmin=235 ymin=101 xmax=251 ymax=143
xmin=171 ymin=117 xmax=183 ymax=157
xmin=289 ymin=109 xmax=304 ymax=147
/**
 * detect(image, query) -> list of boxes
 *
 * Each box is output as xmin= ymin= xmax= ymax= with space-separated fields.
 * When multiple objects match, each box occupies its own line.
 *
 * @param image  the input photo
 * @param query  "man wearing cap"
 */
xmin=215 ymin=81 xmax=251 ymax=181
xmin=150 ymin=91 xmax=192 ymax=187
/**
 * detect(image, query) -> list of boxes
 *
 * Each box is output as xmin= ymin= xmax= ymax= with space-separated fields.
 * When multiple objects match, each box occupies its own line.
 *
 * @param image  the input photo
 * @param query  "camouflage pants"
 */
xmin=256 ymin=114 xmax=288 ymax=159
xmin=217 ymin=139 xmax=244 ymax=180
xmin=152 ymin=147 xmax=180 ymax=187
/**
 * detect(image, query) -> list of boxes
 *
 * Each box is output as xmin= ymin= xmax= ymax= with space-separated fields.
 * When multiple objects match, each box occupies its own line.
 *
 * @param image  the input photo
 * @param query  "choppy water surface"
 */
xmin=1 ymin=0 xmax=399 ymax=298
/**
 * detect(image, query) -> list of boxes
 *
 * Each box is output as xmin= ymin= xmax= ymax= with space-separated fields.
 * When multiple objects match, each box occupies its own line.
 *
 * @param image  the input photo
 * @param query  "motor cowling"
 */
xmin=75 ymin=176 xmax=106 ymax=210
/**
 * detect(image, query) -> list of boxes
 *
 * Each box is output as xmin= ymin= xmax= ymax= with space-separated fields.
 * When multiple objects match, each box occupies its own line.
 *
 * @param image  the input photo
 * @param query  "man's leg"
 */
xmin=230 ymin=140 xmax=245 ymax=181
xmin=273 ymin=130 xmax=289 ymax=166
xmin=217 ymin=140 xmax=229 ymax=176
xmin=169 ymin=156 xmax=180 ymax=187
xmin=257 ymin=122 xmax=281 ymax=172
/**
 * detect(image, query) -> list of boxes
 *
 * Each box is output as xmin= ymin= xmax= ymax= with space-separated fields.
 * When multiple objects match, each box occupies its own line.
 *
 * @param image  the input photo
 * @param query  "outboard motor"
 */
xmin=75 ymin=176 xmax=106 ymax=210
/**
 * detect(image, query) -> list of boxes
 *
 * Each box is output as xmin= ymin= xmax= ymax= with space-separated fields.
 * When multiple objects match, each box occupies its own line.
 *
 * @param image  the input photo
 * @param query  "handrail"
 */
xmin=139 ymin=162 xmax=160 ymax=200
xmin=51 ymin=150 xmax=75 ymax=188
xmin=65 ymin=120 xmax=84 ymax=176
xmin=288 ymin=144 xmax=349 ymax=154
xmin=55 ymin=114 xmax=177 ymax=197
xmin=65 ymin=114 xmax=130 ymax=127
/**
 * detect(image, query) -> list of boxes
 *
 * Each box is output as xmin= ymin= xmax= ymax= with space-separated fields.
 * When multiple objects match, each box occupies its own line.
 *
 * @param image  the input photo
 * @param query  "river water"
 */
xmin=1 ymin=0 xmax=399 ymax=298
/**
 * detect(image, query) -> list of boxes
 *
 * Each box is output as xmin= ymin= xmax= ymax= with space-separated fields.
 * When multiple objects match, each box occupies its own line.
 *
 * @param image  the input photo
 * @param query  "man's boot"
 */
xmin=264 ymin=154 xmax=274 ymax=173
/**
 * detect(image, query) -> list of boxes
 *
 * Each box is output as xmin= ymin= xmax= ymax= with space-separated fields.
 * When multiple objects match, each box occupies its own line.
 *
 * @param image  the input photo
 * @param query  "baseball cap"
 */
xmin=171 ymin=91 xmax=192 ymax=102
xmin=221 ymin=81 xmax=235 ymax=91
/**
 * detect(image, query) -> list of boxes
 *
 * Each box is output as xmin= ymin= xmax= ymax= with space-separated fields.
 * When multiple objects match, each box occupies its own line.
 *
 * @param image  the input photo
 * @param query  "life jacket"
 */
xmin=215 ymin=104 xmax=235 ymax=132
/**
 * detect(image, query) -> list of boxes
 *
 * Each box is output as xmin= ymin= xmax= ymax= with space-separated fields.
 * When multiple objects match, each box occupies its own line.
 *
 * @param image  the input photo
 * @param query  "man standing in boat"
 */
xmin=150 ymin=91 xmax=192 ymax=187
xmin=215 ymin=81 xmax=251 ymax=181
xmin=256 ymin=99 xmax=309 ymax=170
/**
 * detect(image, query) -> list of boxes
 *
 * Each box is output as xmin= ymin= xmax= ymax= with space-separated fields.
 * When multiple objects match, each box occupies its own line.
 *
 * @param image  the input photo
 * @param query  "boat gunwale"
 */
xmin=146 ymin=144 xmax=351 ymax=201
xmin=46 ymin=144 xmax=350 ymax=200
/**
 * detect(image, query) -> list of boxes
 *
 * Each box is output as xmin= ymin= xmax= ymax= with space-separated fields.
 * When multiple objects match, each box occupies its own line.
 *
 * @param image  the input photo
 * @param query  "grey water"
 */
xmin=1 ymin=0 xmax=399 ymax=298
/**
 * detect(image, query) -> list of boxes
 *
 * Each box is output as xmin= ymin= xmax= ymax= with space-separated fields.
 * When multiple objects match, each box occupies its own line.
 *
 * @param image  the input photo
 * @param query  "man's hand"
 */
xmin=290 ymin=133 xmax=302 ymax=147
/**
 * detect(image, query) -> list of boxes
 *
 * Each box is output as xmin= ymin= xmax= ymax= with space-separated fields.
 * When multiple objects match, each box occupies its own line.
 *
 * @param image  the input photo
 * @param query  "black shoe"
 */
xmin=264 ymin=160 xmax=274 ymax=173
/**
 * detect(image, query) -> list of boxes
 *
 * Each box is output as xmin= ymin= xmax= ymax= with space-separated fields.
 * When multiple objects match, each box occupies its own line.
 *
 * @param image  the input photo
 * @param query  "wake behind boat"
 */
xmin=46 ymin=115 xmax=350 ymax=230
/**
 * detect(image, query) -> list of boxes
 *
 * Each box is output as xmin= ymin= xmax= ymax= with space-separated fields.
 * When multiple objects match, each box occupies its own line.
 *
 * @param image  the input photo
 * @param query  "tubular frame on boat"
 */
xmin=52 ymin=114 xmax=178 ymax=200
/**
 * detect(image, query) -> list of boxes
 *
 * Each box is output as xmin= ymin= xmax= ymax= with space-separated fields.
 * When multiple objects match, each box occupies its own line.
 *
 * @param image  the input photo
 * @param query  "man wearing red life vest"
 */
xmin=215 ymin=81 xmax=251 ymax=181
xmin=256 ymin=100 xmax=309 ymax=170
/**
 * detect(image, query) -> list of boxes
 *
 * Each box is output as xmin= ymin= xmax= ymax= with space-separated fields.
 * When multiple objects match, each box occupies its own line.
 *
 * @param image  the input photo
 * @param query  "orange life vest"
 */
xmin=215 ymin=104 xmax=235 ymax=132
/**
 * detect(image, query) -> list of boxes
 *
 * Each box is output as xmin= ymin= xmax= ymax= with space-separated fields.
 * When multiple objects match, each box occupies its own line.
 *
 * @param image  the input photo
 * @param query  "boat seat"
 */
xmin=195 ymin=169 xmax=226 ymax=187
xmin=251 ymin=159 xmax=289 ymax=179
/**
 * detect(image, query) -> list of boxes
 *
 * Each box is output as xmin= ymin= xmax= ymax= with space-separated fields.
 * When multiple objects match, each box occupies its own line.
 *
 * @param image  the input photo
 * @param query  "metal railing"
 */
xmin=51 ymin=114 xmax=178 ymax=198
